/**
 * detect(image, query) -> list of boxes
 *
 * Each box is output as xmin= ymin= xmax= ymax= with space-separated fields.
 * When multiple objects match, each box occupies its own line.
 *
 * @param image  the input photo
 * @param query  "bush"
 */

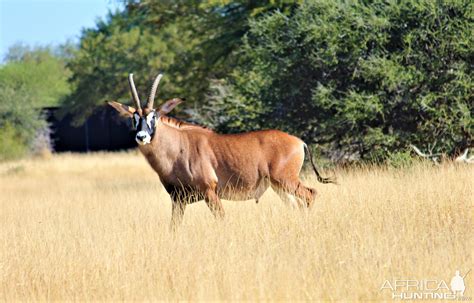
xmin=206 ymin=0 xmax=473 ymax=162
xmin=0 ymin=123 xmax=28 ymax=161
xmin=0 ymin=86 xmax=45 ymax=161
xmin=0 ymin=45 xmax=69 ymax=160
xmin=385 ymin=150 xmax=415 ymax=169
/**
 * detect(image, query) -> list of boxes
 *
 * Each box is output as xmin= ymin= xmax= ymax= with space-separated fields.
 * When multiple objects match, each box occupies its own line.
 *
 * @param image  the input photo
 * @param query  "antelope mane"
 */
xmin=159 ymin=116 xmax=213 ymax=132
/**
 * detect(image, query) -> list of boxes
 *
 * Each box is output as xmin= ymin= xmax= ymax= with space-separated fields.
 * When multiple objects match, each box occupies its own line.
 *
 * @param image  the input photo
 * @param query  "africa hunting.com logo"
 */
xmin=380 ymin=269 xmax=471 ymax=300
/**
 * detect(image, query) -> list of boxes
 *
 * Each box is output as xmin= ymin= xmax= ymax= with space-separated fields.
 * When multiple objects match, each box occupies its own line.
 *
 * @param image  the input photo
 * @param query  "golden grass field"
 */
xmin=0 ymin=152 xmax=472 ymax=301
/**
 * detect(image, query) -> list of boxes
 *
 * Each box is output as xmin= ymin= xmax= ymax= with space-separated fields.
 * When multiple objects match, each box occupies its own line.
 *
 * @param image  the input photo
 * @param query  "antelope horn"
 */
xmin=146 ymin=73 xmax=163 ymax=110
xmin=128 ymin=74 xmax=142 ymax=111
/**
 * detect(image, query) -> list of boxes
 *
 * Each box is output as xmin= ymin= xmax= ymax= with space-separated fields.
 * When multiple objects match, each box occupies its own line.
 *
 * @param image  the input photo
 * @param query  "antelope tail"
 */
xmin=304 ymin=144 xmax=337 ymax=184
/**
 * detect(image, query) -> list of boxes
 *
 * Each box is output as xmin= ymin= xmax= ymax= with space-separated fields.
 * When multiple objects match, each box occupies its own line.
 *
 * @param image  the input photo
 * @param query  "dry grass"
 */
xmin=0 ymin=152 xmax=472 ymax=301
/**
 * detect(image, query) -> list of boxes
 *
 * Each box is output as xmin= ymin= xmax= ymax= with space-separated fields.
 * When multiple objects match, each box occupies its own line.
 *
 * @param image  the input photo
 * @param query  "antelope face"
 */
xmin=132 ymin=111 xmax=156 ymax=145
xmin=108 ymin=73 xmax=183 ymax=146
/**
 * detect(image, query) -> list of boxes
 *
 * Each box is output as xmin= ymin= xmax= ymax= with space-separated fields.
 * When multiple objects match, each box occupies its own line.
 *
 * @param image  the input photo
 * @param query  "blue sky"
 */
xmin=0 ymin=0 xmax=122 ymax=61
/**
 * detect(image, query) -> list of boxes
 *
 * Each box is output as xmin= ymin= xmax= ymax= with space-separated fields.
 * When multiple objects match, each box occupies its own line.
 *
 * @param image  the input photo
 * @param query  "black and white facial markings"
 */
xmin=133 ymin=111 xmax=157 ymax=145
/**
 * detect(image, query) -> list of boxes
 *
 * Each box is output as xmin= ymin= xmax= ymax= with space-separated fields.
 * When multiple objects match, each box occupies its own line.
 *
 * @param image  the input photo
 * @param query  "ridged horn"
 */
xmin=146 ymin=73 xmax=163 ymax=110
xmin=128 ymin=74 xmax=141 ymax=110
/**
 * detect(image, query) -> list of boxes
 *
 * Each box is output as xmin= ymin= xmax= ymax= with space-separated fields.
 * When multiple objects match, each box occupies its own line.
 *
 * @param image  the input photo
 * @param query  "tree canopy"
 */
xmin=0 ymin=44 xmax=71 ymax=160
xmin=200 ymin=0 xmax=474 ymax=161
xmin=62 ymin=1 xmax=298 ymax=123
xmin=3 ymin=0 xmax=471 ymax=163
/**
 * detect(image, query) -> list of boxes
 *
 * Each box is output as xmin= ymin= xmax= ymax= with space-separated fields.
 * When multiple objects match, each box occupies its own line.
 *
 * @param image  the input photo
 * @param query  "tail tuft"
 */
xmin=304 ymin=144 xmax=337 ymax=185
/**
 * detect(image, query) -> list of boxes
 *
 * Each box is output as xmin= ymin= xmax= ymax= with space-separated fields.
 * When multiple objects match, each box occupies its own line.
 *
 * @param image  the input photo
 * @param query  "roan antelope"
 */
xmin=108 ymin=73 xmax=335 ymax=229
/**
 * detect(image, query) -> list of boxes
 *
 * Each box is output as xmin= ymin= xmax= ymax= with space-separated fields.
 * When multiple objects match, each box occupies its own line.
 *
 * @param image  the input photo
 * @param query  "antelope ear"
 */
xmin=158 ymin=98 xmax=184 ymax=115
xmin=107 ymin=101 xmax=136 ymax=118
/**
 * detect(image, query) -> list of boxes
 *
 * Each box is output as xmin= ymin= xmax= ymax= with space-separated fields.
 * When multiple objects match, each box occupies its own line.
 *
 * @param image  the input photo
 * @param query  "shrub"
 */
xmin=207 ymin=0 xmax=473 ymax=162
xmin=0 ymin=44 xmax=69 ymax=160
xmin=0 ymin=123 xmax=28 ymax=161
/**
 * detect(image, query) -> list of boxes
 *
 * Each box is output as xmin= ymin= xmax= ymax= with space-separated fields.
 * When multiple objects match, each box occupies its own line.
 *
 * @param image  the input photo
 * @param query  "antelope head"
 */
xmin=108 ymin=73 xmax=183 ymax=145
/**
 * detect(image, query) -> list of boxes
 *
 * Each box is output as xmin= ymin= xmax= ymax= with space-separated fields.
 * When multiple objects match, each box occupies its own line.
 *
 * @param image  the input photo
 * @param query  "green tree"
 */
xmin=0 ymin=44 xmax=71 ymax=160
xmin=1 ymin=43 xmax=72 ymax=108
xmin=62 ymin=6 xmax=197 ymax=123
xmin=208 ymin=0 xmax=473 ymax=162
xmin=62 ymin=1 xmax=299 ymax=123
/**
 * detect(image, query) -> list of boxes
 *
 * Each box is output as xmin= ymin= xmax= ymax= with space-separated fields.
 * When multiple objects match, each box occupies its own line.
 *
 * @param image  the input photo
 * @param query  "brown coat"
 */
xmin=108 ymin=74 xmax=334 ymax=229
xmin=140 ymin=116 xmax=307 ymax=202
